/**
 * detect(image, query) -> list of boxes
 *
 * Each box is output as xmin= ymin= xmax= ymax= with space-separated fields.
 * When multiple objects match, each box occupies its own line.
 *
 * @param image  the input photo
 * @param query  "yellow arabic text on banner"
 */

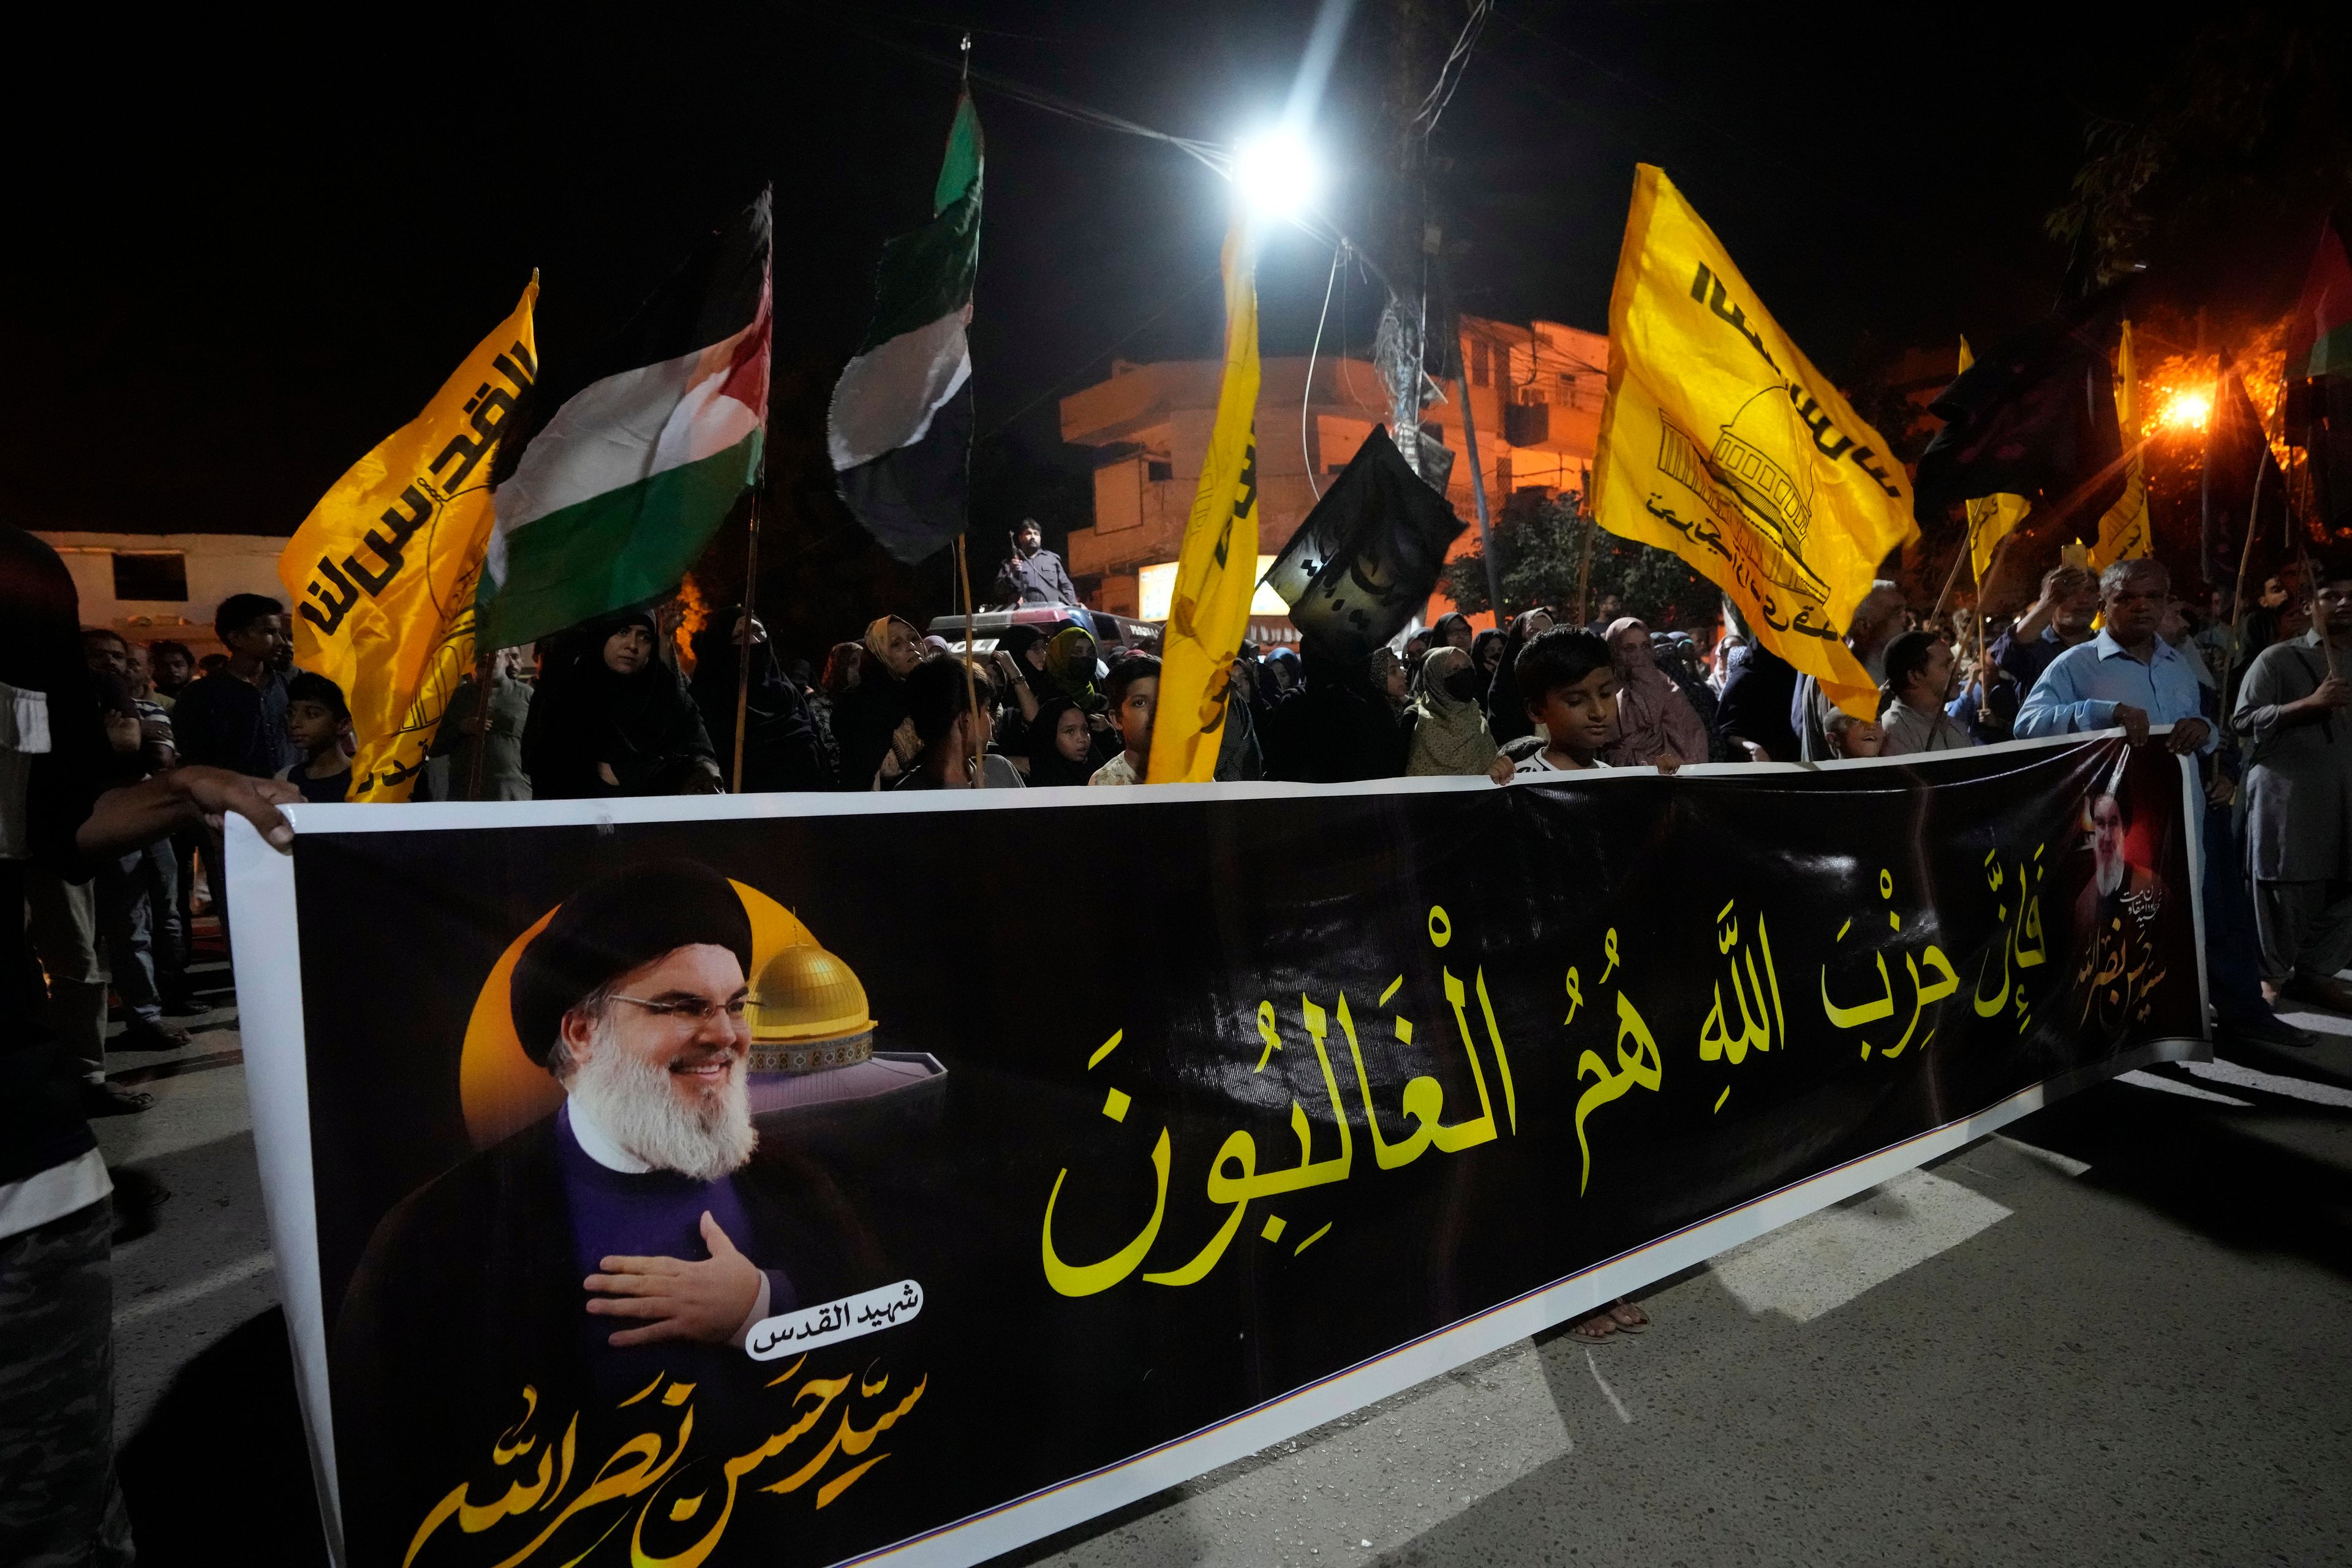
xmin=1956 ymin=337 xmax=2032 ymax=581
xmin=278 ymin=282 xmax=538 ymax=801
xmin=1590 ymin=165 xmax=1917 ymax=719
xmin=2089 ymin=320 xmax=2152 ymax=570
xmin=1148 ymin=217 xmax=1259 ymax=784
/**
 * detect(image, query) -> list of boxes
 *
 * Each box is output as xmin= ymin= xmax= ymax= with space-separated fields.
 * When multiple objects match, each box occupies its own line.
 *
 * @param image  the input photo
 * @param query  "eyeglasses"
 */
xmin=608 ymin=994 xmax=748 ymax=1023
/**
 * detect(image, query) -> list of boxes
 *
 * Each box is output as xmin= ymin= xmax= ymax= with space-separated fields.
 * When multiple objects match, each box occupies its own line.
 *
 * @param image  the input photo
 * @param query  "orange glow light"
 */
xmin=2155 ymin=386 xmax=2213 ymax=434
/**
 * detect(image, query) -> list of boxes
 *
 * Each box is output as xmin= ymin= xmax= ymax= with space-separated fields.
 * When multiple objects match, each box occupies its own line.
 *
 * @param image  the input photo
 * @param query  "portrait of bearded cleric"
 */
xmin=329 ymin=859 xmax=891 ymax=1556
xmin=2070 ymin=788 xmax=2176 ymax=1043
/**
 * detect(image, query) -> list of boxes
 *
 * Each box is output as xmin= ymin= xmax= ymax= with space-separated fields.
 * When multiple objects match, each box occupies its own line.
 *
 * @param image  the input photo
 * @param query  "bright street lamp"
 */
xmin=1232 ymin=129 xmax=1322 ymax=223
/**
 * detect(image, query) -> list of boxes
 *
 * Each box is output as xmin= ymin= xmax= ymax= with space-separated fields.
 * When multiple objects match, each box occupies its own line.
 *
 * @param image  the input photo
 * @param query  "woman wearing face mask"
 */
xmin=1023 ymin=695 xmax=1098 ymax=787
xmin=831 ymin=615 xmax=924 ymax=790
xmin=1404 ymin=646 xmax=1501 ymax=776
xmin=521 ymin=608 xmax=720 ymax=799
xmin=1602 ymin=617 xmax=1709 ymax=769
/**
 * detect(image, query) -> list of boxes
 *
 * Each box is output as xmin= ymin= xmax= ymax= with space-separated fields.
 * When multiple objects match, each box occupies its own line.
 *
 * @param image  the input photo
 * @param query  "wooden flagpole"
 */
xmin=731 ymin=492 xmax=761 ymax=793
xmin=956 ymin=535 xmax=984 ymax=783
xmin=462 ymin=647 xmax=493 ymax=801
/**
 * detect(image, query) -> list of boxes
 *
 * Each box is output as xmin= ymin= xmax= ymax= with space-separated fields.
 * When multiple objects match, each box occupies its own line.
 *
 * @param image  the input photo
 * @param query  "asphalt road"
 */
xmin=96 ymin=946 xmax=2352 ymax=1568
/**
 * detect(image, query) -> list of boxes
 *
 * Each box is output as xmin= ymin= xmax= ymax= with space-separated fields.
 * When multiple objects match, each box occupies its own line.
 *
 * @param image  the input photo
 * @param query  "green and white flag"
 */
xmin=479 ymin=194 xmax=772 ymax=650
xmin=829 ymin=93 xmax=982 ymax=565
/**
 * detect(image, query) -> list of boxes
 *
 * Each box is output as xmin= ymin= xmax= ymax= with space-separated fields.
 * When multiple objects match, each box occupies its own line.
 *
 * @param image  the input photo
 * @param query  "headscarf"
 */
xmin=521 ymin=608 xmax=715 ymax=799
xmin=1430 ymin=611 xmax=1474 ymax=650
xmin=998 ymin=623 xmax=1052 ymax=676
xmin=1042 ymin=627 xmax=1104 ymax=708
xmin=833 ymin=616 xmax=919 ymax=789
xmin=863 ymin=616 xmax=918 ymax=666
xmin=1485 ymin=611 xmax=1554 ymax=744
xmin=1023 ymin=695 xmax=1097 ymax=787
xmin=1368 ymin=646 xmax=1408 ymax=712
xmin=689 ymin=608 xmax=828 ymax=791
xmin=1604 ymin=616 xmax=1709 ymax=767
xmin=1405 ymin=647 xmax=1500 ymax=777
xmin=820 ymin=642 xmax=863 ymax=697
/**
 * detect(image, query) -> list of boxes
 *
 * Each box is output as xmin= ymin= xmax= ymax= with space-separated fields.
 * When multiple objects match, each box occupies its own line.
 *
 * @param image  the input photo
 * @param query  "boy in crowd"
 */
xmin=280 ymin=672 xmax=354 ymax=804
xmin=893 ymin=660 xmax=1023 ymax=790
xmin=1825 ymin=712 xmax=1884 ymax=758
xmin=1492 ymin=628 xmax=1683 ymax=780
xmin=1090 ymin=657 xmax=1161 ymax=786
xmin=173 ymin=594 xmax=297 ymax=780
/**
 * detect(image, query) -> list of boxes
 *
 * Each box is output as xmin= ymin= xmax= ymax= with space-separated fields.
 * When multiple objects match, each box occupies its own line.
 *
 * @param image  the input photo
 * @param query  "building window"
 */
xmin=1146 ymin=459 xmax=1173 ymax=482
xmin=112 ymin=551 xmax=187 ymax=602
xmin=1471 ymin=340 xmax=1490 ymax=387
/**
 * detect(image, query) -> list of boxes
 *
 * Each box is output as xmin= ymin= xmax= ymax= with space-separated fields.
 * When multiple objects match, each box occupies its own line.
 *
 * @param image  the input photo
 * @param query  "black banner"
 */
xmin=235 ymin=736 xmax=2204 ymax=1566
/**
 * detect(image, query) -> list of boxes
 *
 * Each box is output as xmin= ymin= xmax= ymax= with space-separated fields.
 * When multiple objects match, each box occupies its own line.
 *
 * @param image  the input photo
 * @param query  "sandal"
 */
xmin=1567 ymin=1311 xmax=1618 ymax=1343
xmin=1606 ymin=1299 xmax=1649 ymax=1334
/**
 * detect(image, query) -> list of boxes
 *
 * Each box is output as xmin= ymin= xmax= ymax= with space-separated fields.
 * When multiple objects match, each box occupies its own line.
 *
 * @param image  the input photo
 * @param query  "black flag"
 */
xmin=1915 ymin=287 xmax=2127 ymax=543
xmin=1264 ymin=426 xmax=1466 ymax=661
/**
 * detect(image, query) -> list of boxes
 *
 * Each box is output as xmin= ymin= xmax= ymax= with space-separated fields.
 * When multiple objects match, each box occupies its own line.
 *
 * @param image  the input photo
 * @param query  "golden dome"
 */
xmin=747 ymin=940 xmax=875 ymax=1052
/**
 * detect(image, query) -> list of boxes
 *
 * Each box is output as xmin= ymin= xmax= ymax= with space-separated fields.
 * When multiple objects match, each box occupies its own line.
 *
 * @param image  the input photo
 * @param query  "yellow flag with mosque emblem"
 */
xmin=1147 ymin=217 xmax=1259 ymax=783
xmin=278 ymin=281 xmax=537 ymax=801
xmin=1591 ymin=165 xmax=1917 ymax=718
xmin=1956 ymin=336 xmax=2033 ymax=581
xmin=2089 ymin=319 xmax=2153 ymax=570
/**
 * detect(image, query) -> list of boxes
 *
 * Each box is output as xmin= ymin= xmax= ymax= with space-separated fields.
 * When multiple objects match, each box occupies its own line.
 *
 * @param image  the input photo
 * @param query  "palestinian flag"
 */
xmin=479 ymin=192 xmax=771 ymax=649
xmin=829 ymin=93 xmax=981 ymax=565
xmin=2285 ymin=217 xmax=2352 ymax=535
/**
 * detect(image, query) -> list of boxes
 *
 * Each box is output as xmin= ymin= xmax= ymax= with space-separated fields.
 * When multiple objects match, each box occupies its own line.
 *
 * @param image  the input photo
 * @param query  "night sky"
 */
xmin=0 ymin=3 xmax=2329 ymax=635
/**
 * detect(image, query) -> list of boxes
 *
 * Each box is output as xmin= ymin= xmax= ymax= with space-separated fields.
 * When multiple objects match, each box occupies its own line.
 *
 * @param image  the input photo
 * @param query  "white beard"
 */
xmin=2095 ymin=852 xmax=2124 ymax=899
xmin=567 ymin=1019 xmax=756 ymax=1182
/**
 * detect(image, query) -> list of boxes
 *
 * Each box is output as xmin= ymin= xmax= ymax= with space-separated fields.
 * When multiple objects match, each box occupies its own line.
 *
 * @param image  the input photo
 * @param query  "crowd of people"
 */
xmin=34 ymin=549 xmax=2342 ymax=1087
xmin=26 ymin=553 xmax=2352 ymax=1085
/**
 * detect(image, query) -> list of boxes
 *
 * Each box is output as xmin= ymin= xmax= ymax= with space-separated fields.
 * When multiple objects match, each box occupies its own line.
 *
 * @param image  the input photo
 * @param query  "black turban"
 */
xmin=509 ymin=860 xmax=754 ymax=1066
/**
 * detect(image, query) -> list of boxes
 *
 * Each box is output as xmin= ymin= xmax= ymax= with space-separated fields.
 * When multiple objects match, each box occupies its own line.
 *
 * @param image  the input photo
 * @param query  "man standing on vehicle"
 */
xmin=991 ymin=519 xmax=1081 ymax=608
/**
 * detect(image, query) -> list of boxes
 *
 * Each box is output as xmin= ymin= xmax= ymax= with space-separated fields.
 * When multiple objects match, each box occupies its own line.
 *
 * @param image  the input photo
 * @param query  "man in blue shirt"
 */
xmin=2015 ymin=559 xmax=2214 ymax=755
xmin=2018 ymin=557 xmax=2316 ymax=1049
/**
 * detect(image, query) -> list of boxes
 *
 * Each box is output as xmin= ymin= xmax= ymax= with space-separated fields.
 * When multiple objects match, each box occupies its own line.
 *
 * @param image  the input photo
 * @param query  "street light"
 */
xmin=1232 ymin=129 xmax=1321 ymax=224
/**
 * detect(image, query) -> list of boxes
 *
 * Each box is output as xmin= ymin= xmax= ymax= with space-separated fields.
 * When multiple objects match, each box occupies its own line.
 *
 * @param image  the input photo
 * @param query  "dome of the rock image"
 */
xmin=746 ymin=939 xmax=876 ymax=1072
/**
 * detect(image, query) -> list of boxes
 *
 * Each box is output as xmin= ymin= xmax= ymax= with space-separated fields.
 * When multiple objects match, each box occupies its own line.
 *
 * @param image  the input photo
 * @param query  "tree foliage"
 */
xmin=1439 ymin=493 xmax=1721 ymax=631
xmin=2046 ymin=15 xmax=2351 ymax=291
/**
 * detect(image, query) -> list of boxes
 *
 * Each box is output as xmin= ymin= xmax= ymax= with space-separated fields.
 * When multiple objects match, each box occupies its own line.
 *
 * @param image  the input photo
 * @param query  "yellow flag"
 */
xmin=2089 ymin=319 xmax=2152 ymax=570
xmin=279 ymin=282 xmax=538 ymax=801
xmin=1147 ymin=218 xmax=1259 ymax=784
xmin=1591 ymin=167 xmax=1917 ymax=720
xmin=1956 ymin=336 xmax=2032 ymax=581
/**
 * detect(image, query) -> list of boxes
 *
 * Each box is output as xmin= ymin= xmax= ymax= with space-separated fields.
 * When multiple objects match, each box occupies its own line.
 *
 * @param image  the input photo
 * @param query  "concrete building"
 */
xmin=1058 ymin=315 xmax=1608 ymax=632
xmin=36 ymin=531 xmax=290 ymax=658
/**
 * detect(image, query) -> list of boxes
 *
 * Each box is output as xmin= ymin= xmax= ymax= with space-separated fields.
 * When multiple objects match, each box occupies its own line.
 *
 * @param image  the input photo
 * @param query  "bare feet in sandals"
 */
xmin=1568 ymin=1311 xmax=1617 ymax=1343
xmin=1607 ymin=1298 xmax=1648 ymax=1333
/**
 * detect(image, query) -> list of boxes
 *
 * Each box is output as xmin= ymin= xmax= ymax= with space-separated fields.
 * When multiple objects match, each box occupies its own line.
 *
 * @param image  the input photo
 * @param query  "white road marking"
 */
xmin=115 ymin=1251 xmax=273 ymax=1329
xmin=1709 ymin=1168 xmax=2012 ymax=1324
xmin=1023 ymin=1340 xmax=1572 ymax=1566
xmin=1988 ymin=1134 xmax=2091 ymax=1177
xmin=2116 ymin=1069 xmax=2254 ymax=1107
xmin=2184 ymin=1058 xmax=2352 ymax=1109
xmin=1584 ymin=1349 xmax=1632 ymax=1424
